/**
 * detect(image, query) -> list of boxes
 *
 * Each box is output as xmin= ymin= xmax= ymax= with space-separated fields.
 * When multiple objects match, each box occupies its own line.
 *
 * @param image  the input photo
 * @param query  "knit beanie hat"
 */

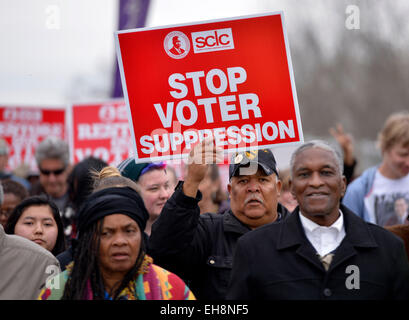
xmin=117 ymin=158 xmax=166 ymax=182
xmin=77 ymin=186 xmax=149 ymax=234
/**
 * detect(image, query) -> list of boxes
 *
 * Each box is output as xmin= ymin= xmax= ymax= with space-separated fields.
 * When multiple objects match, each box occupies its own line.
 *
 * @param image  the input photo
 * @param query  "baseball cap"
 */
xmin=229 ymin=149 xmax=278 ymax=180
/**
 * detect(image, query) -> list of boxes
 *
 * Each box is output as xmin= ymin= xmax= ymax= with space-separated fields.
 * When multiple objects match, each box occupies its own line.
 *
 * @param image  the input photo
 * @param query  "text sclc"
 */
xmin=192 ymin=28 xmax=235 ymax=53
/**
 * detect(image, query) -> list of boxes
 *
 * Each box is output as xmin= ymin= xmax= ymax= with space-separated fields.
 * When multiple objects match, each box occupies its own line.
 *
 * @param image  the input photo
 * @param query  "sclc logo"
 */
xmin=191 ymin=28 xmax=235 ymax=53
xmin=195 ymin=30 xmax=231 ymax=48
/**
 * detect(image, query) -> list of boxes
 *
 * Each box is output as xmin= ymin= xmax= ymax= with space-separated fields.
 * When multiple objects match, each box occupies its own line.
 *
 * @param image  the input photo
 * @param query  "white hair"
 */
xmin=290 ymin=140 xmax=344 ymax=178
xmin=35 ymin=137 xmax=70 ymax=167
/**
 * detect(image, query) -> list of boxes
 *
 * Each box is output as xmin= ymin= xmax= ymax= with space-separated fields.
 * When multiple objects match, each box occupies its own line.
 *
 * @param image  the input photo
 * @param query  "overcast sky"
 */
xmin=0 ymin=0 xmax=116 ymax=105
xmin=0 ymin=0 xmax=323 ymax=106
xmin=1 ymin=0 xmax=408 ymax=106
xmin=1 ymin=0 xmax=408 ymax=169
xmin=0 ymin=0 xmax=307 ymax=168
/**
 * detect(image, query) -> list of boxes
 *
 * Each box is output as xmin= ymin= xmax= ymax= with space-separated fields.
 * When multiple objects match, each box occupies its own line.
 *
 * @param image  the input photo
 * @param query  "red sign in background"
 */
xmin=116 ymin=12 xmax=303 ymax=163
xmin=0 ymin=106 xmax=66 ymax=171
xmin=70 ymin=100 xmax=133 ymax=166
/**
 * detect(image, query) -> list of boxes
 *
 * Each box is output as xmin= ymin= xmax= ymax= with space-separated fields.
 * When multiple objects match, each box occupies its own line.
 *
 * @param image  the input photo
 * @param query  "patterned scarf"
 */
xmin=39 ymin=254 xmax=195 ymax=300
xmin=67 ymin=255 xmax=163 ymax=300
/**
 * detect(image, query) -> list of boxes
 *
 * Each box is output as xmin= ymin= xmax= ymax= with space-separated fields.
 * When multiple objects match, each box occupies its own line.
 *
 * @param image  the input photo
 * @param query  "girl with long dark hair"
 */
xmin=5 ymin=195 xmax=66 ymax=256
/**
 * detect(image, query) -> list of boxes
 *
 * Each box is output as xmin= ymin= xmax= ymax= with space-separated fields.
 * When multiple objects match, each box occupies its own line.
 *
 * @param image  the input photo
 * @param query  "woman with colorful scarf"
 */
xmin=38 ymin=176 xmax=195 ymax=300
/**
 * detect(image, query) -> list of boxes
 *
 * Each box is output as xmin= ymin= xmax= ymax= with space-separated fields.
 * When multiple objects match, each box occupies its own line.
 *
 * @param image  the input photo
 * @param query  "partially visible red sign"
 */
xmin=116 ymin=12 xmax=303 ymax=163
xmin=0 ymin=106 xmax=67 ymax=171
xmin=70 ymin=100 xmax=133 ymax=165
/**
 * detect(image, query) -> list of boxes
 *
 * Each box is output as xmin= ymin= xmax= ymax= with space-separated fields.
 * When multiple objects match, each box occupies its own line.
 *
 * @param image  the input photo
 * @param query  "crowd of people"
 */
xmin=0 ymin=110 xmax=408 ymax=300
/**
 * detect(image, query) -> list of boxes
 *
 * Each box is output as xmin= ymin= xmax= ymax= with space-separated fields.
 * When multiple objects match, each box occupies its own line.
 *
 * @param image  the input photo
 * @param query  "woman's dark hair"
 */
xmin=61 ymin=221 xmax=145 ymax=300
xmin=4 ymin=195 xmax=66 ymax=256
xmin=208 ymin=164 xmax=228 ymax=205
xmin=67 ymin=157 xmax=108 ymax=211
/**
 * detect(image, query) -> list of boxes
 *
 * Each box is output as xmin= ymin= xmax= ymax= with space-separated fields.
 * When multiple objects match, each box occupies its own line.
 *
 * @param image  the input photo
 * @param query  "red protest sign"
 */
xmin=116 ymin=12 xmax=303 ymax=163
xmin=0 ymin=106 xmax=66 ymax=171
xmin=70 ymin=100 xmax=133 ymax=165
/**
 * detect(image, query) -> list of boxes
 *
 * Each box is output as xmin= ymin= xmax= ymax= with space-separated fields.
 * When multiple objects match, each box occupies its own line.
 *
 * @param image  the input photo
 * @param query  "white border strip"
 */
xmin=66 ymin=103 xmax=74 ymax=164
xmin=131 ymin=140 xmax=302 ymax=165
xmin=280 ymin=12 xmax=304 ymax=144
xmin=114 ymin=32 xmax=140 ymax=161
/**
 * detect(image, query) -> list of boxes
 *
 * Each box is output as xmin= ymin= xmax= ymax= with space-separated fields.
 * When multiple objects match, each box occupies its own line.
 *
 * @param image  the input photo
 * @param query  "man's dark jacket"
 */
xmin=148 ymin=181 xmax=289 ymax=300
xmin=226 ymin=205 xmax=409 ymax=300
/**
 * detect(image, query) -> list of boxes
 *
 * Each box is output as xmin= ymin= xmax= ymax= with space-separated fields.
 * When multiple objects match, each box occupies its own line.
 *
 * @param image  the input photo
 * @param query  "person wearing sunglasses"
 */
xmin=0 ymin=179 xmax=29 ymax=227
xmin=31 ymin=137 xmax=73 ymax=240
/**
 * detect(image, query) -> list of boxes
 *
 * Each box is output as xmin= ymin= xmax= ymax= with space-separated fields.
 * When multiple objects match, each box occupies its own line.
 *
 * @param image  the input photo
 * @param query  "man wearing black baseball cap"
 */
xmin=149 ymin=139 xmax=289 ymax=300
xmin=227 ymin=148 xmax=283 ymax=229
xmin=229 ymin=149 xmax=279 ymax=179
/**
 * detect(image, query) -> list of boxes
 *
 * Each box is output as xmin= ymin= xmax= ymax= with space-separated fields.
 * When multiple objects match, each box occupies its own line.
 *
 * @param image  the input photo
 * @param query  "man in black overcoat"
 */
xmin=227 ymin=140 xmax=409 ymax=300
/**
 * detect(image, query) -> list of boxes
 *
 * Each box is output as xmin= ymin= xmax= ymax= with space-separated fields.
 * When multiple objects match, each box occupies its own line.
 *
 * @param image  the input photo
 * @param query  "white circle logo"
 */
xmin=164 ymin=31 xmax=190 ymax=59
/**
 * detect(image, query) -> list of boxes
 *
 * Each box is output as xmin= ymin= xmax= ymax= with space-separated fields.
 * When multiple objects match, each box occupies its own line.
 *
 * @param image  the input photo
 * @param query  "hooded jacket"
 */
xmin=342 ymin=166 xmax=378 ymax=222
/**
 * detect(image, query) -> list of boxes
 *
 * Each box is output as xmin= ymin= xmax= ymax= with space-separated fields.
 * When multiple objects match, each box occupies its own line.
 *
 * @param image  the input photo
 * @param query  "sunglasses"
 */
xmin=39 ymin=167 xmax=66 ymax=176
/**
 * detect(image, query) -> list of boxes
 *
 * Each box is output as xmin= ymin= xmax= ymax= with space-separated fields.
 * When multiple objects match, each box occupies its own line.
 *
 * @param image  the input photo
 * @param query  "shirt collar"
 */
xmin=299 ymin=210 xmax=344 ymax=233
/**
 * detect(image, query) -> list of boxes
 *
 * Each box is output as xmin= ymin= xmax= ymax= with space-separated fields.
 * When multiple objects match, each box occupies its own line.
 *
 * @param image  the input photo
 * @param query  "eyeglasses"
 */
xmin=39 ymin=167 xmax=66 ymax=176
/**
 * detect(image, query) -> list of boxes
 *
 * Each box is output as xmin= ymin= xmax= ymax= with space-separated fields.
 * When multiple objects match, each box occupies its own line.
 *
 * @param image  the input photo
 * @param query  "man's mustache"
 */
xmin=244 ymin=195 xmax=264 ymax=205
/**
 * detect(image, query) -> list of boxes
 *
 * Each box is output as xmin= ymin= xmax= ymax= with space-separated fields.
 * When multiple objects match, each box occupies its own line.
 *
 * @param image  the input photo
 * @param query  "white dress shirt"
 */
xmin=299 ymin=210 xmax=346 ymax=257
